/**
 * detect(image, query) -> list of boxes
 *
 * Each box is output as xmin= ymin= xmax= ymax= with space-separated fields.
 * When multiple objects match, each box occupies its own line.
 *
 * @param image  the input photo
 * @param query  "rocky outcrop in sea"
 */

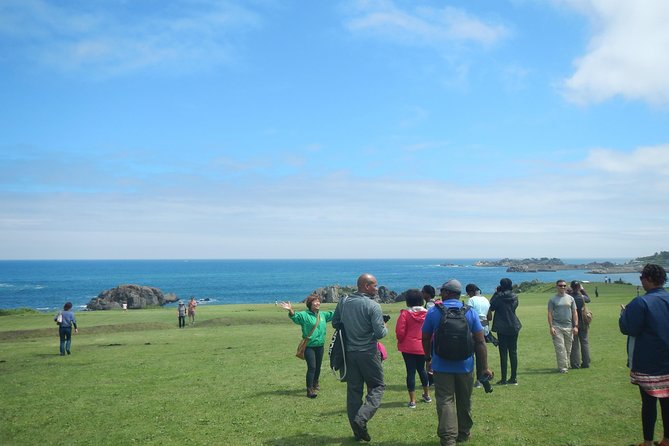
xmin=86 ymin=284 xmax=178 ymax=310
xmin=310 ymin=284 xmax=399 ymax=304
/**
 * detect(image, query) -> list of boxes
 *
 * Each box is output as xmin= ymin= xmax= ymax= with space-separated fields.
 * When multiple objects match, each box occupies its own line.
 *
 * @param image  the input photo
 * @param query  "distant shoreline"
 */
xmin=469 ymin=257 xmax=641 ymax=274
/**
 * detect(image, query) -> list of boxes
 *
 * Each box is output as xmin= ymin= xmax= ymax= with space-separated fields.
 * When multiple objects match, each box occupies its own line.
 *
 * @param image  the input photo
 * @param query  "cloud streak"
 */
xmin=0 ymin=0 xmax=262 ymax=77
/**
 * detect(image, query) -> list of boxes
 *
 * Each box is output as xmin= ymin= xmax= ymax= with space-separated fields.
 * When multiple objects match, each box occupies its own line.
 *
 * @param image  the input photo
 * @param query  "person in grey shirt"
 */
xmin=548 ymin=279 xmax=579 ymax=373
xmin=332 ymin=273 xmax=388 ymax=442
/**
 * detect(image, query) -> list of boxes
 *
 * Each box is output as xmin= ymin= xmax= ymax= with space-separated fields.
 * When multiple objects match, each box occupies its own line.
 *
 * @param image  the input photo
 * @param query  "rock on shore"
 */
xmin=86 ymin=284 xmax=177 ymax=310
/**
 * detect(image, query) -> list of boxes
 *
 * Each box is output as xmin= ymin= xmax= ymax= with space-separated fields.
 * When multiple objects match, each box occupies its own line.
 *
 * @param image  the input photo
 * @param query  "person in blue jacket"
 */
xmin=54 ymin=301 xmax=78 ymax=356
xmin=619 ymin=264 xmax=669 ymax=446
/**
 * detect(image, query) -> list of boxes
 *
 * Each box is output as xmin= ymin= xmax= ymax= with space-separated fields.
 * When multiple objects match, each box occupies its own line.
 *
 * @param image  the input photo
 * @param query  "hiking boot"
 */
xmin=306 ymin=388 xmax=317 ymax=399
xmin=313 ymin=381 xmax=320 ymax=391
xmin=354 ymin=420 xmax=371 ymax=442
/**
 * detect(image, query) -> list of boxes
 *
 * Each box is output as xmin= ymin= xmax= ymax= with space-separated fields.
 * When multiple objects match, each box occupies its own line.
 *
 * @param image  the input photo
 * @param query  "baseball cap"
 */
xmin=440 ymin=279 xmax=462 ymax=293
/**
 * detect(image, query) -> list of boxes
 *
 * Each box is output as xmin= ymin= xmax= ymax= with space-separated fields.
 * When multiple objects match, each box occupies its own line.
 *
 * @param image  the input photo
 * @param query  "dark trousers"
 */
xmin=498 ymin=333 xmax=518 ymax=381
xmin=178 ymin=316 xmax=186 ymax=328
xmin=304 ymin=346 xmax=324 ymax=389
xmin=640 ymin=387 xmax=669 ymax=441
xmin=401 ymin=352 xmax=429 ymax=392
xmin=346 ymin=349 xmax=385 ymax=430
xmin=59 ymin=326 xmax=72 ymax=355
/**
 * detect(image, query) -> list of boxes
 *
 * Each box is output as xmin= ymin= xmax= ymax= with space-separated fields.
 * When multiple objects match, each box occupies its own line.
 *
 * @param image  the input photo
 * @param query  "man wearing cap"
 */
xmin=332 ymin=273 xmax=388 ymax=442
xmin=422 ymin=279 xmax=493 ymax=446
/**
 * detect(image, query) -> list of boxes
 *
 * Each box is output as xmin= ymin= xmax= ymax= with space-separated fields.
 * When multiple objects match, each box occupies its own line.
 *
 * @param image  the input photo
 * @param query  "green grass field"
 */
xmin=0 ymin=282 xmax=657 ymax=445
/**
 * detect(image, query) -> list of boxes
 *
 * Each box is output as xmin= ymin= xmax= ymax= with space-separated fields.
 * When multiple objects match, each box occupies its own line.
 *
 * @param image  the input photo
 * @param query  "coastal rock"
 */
xmin=311 ymin=284 xmax=397 ymax=304
xmin=86 ymin=284 xmax=176 ymax=310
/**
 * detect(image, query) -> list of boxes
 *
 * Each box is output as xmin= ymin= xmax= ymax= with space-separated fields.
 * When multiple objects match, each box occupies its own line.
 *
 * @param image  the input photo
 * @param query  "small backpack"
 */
xmin=434 ymin=302 xmax=475 ymax=361
xmin=582 ymin=304 xmax=593 ymax=327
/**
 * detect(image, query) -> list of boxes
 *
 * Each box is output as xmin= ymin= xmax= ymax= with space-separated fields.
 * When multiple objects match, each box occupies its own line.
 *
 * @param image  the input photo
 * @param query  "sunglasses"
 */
xmin=557 ymin=284 xmax=567 ymax=288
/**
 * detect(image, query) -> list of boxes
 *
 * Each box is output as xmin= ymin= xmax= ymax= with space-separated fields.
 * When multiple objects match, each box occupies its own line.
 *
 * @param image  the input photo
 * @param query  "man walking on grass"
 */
xmin=332 ymin=273 xmax=388 ymax=442
xmin=548 ymin=279 xmax=579 ymax=373
xmin=422 ymin=279 xmax=493 ymax=446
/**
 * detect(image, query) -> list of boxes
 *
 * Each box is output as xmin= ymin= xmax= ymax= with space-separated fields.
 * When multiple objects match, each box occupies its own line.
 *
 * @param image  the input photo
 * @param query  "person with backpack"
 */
xmin=422 ymin=279 xmax=493 ymax=446
xmin=487 ymin=278 xmax=522 ymax=385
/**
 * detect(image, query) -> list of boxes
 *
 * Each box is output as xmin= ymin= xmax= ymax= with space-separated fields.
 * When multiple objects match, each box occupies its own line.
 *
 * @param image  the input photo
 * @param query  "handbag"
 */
xmin=296 ymin=312 xmax=320 ymax=360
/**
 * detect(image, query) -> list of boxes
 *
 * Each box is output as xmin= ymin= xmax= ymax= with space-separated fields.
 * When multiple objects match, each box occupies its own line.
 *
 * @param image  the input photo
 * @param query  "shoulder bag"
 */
xmin=296 ymin=312 xmax=320 ymax=360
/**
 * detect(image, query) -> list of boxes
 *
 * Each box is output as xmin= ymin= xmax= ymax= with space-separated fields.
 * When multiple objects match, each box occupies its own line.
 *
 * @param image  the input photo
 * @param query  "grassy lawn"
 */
xmin=0 ymin=282 xmax=655 ymax=445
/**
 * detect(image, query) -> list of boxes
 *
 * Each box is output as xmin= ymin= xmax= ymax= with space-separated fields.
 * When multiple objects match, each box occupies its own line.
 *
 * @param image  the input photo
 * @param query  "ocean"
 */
xmin=0 ymin=258 xmax=641 ymax=311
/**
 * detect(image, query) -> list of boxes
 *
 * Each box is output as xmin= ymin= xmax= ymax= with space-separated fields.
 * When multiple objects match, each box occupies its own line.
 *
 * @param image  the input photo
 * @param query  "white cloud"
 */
xmin=345 ymin=1 xmax=508 ymax=47
xmin=0 ymin=0 xmax=261 ymax=77
xmin=582 ymin=144 xmax=669 ymax=174
xmin=559 ymin=0 xmax=669 ymax=105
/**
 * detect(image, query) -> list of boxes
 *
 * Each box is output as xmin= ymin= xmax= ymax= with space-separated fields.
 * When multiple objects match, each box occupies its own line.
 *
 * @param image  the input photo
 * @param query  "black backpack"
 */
xmin=433 ymin=302 xmax=475 ymax=360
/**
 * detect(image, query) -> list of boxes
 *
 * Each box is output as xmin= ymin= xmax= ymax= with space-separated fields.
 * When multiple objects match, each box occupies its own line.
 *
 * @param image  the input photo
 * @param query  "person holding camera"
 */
xmin=396 ymin=289 xmax=431 ymax=409
xmin=569 ymin=280 xmax=591 ymax=369
xmin=332 ymin=273 xmax=388 ymax=442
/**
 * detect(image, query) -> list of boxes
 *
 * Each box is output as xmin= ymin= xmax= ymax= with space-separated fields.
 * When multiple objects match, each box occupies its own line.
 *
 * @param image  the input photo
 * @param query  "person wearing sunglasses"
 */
xmin=547 ymin=280 xmax=578 ymax=373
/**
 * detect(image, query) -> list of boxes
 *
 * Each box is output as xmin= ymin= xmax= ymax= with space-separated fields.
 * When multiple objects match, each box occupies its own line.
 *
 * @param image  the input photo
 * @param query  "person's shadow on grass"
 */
xmin=263 ymin=433 xmax=437 ymax=445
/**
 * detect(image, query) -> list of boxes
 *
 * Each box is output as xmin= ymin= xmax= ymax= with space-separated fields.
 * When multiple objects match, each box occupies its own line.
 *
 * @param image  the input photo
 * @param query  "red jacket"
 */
xmin=395 ymin=306 xmax=428 ymax=355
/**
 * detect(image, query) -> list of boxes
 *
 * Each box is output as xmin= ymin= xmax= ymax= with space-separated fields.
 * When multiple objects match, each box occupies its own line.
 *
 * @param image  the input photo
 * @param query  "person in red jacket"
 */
xmin=396 ymin=289 xmax=432 ymax=408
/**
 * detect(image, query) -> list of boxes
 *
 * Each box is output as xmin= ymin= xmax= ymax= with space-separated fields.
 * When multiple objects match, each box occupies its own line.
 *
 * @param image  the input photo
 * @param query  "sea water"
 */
xmin=0 ymin=258 xmax=641 ymax=311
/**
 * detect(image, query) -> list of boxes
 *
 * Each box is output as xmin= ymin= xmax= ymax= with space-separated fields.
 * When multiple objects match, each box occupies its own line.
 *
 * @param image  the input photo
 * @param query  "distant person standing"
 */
xmin=188 ymin=297 xmax=197 ymax=326
xmin=54 ymin=302 xmax=78 ymax=356
xmin=396 ymin=289 xmax=431 ymax=409
xmin=619 ymin=264 xmax=669 ymax=446
xmin=487 ymin=278 xmax=522 ymax=384
xmin=177 ymin=300 xmax=187 ymax=328
xmin=423 ymin=285 xmax=437 ymax=309
xmin=569 ymin=281 xmax=591 ymax=369
xmin=278 ymin=294 xmax=334 ymax=398
xmin=422 ymin=279 xmax=493 ymax=446
xmin=548 ymin=280 xmax=578 ymax=373
xmin=332 ymin=273 xmax=388 ymax=442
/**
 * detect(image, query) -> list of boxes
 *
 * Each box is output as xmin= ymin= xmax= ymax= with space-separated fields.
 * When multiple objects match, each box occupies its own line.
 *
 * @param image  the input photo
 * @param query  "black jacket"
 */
xmin=489 ymin=290 xmax=522 ymax=335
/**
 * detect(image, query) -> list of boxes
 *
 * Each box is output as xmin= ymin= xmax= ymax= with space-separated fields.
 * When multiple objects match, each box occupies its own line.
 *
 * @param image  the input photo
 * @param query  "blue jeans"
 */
xmin=402 ymin=352 xmax=429 ymax=392
xmin=59 ymin=326 xmax=72 ymax=355
xmin=304 ymin=346 xmax=324 ymax=389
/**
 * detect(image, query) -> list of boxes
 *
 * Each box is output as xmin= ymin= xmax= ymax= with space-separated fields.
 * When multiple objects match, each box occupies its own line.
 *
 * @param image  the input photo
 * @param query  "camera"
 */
xmin=478 ymin=374 xmax=493 ymax=393
xmin=382 ymin=314 xmax=391 ymax=323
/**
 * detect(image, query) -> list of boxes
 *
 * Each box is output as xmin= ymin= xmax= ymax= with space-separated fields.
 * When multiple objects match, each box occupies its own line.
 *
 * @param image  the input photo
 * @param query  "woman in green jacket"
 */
xmin=279 ymin=294 xmax=334 ymax=398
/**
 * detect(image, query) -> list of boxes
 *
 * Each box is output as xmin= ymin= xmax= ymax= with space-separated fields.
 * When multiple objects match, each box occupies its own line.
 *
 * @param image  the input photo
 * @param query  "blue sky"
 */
xmin=1 ymin=0 xmax=668 ymax=260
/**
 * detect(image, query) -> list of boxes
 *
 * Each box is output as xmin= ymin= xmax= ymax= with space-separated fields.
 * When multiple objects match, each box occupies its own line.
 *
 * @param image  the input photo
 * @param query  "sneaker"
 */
xmin=559 ymin=368 xmax=568 ymax=374
xmin=507 ymin=379 xmax=518 ymax=385
xmin=474 ymin=381 xmax=482 ymax=388
xmin=354 ymin=421 xmax=371 ymax=442
xmin=496 ymin=379 xmax=507 ymax=385
xmin=421 ymin=394 xmax=432 ymax=403
xmin=66 ymin=350 xmax=71 ymax=355
xmin=306 ymin=389 xmax=317 ymax=399
xmin=408 ymin=401 xmax=416 ymax=409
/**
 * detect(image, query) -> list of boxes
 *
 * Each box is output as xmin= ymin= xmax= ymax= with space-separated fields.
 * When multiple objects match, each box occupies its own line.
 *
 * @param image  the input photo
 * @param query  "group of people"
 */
xmin=177 ymin=297 xmax=198 ymax=328
xmin=279 ymin=265 xmax=669 ymax=446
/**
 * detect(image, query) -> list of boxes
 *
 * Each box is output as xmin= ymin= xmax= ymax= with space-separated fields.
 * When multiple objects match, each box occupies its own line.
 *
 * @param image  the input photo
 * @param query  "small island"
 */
xmin=470 ymin=251 xmax=669 ymax=274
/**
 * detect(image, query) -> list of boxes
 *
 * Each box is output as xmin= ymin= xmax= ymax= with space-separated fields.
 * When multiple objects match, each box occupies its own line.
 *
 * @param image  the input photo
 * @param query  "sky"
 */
xmin=1 ymin=0 xmax=668 ymax=260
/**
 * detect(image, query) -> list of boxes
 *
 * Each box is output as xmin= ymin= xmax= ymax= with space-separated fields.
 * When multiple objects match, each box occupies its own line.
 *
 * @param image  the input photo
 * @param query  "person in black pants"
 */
xmin=487 ymin=278 xmax=522 ymax=385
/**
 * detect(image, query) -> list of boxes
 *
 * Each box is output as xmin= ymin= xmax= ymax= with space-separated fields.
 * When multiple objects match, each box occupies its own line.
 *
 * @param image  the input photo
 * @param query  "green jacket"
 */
xmin=289 ymin=310 xmax=334 ymax=347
